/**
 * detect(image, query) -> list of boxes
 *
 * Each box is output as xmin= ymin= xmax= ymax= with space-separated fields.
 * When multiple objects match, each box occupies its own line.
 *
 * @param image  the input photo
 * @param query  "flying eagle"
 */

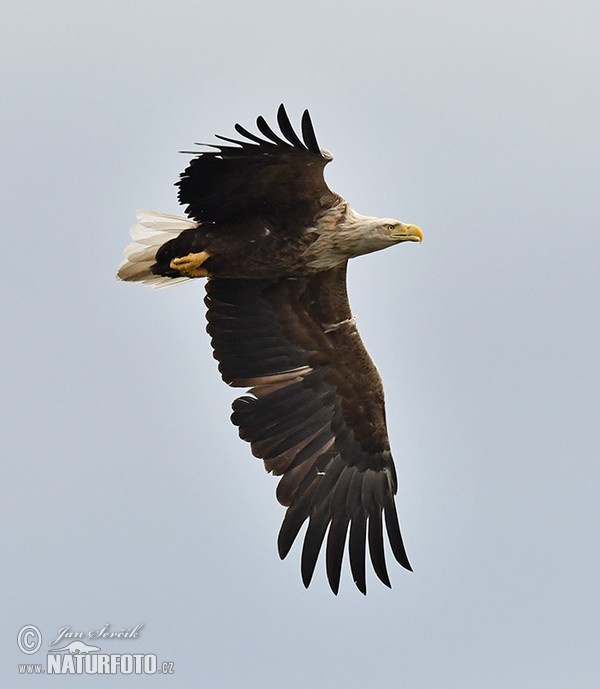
xmin=118 ymin=105 xmax=422 ymax=594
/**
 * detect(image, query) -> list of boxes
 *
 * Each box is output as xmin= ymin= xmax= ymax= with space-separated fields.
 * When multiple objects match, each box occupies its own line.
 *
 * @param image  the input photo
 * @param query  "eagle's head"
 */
xmin=384 ymin=220 xmax=423 ymax=244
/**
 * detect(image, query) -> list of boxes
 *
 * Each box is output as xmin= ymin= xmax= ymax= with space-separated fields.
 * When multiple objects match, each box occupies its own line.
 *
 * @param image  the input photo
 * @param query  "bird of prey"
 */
xmin=117 ymin=105 xmax=422 ymax=594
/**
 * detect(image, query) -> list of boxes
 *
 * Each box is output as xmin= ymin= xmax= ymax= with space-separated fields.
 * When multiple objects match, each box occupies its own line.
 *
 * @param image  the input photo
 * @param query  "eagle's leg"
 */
xmin=169 ymin=251 xmax=211 ymax=278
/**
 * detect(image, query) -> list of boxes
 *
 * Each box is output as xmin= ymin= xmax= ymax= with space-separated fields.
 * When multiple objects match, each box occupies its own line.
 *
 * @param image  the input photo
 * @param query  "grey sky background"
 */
xmin=3 ymin=1 xmax=599 ymax=686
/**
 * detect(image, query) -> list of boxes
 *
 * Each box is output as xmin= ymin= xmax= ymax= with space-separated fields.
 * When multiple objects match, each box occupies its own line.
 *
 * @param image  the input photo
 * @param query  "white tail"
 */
xmin=116 ymin=210 xmax=199 ymax=288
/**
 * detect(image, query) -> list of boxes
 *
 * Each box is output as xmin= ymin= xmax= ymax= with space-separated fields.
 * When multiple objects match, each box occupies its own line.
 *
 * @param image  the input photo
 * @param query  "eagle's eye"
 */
xmin=386 ymin=223 xmax=397 ymax=231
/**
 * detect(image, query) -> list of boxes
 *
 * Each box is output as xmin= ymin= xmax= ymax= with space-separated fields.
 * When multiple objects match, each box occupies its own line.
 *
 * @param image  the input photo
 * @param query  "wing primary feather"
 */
xmin=301 ymin=503 xmax=331 ymax=588
xmin=277 ymin=479 xmax=320 ymax=559
xmin=212 ymin=134 xmax=258 ymax=148
xmin=326 ymin=514 xmax=350 ymax=594
xmin=384 ymin=502 xmax=413 ymax=571
xmin=349 ymin=512 xmax=368 ymax=594
xmin=276 ymin=104 xmax=307 ymax=150
xmin=278 ymin=507 xmax=308 ymax=560
xmin=368 ymin=509 xmax=391 ymax=587
xmin=301 ymin=109 xmax=321 ymax=153
xmin=233 ymin=122 xmax=271 ymax=145
xmin=255 ymin=115 xmax=292 ymax=147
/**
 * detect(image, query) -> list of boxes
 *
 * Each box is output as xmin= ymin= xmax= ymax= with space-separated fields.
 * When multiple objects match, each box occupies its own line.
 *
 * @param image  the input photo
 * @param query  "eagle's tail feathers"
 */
xmin=117 ymin=210 xmax=198 ymax=288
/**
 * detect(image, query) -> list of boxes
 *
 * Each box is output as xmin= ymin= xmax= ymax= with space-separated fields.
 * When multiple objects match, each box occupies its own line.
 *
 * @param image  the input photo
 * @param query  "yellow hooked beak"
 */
xmin=391 ymin=223 xmax=423 ymax=243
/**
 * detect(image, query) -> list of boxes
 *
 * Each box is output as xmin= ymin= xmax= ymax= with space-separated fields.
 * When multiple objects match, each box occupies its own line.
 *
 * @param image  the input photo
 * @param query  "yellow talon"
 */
xmin=170 ymin=251 xmax=211 ymax=278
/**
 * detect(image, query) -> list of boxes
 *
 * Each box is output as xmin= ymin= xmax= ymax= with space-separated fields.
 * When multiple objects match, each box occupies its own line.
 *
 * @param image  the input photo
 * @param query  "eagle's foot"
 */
xmin=170 ymin=251 xmax=211 ymax=278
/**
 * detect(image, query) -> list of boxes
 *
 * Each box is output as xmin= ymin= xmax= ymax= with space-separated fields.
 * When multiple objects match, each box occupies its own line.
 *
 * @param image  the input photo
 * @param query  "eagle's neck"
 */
xmin=302 ymin=204 xmax=396 ymax=271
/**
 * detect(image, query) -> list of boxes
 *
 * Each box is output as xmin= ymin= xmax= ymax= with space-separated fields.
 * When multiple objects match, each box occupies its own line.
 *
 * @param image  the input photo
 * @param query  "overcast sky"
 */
xmin=3 ymin=1 xmax=600 ymax=687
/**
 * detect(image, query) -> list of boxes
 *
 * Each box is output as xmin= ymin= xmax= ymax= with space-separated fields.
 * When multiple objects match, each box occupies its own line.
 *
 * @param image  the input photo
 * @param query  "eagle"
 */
xmin=117 ymin=105 xmax=423 ymax=594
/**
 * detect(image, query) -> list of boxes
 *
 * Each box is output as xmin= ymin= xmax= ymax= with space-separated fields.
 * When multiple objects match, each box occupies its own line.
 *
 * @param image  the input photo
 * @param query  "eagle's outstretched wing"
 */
xmin=178 ymin=104 xmax=339 ymax=227
xmin=205 ymin=265 xmax=412 ymax=594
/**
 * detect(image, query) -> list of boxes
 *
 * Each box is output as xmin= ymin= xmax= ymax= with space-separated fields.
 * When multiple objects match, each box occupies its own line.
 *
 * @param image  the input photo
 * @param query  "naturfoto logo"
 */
xmin=17 ymin=623 xmax=175 ymax=676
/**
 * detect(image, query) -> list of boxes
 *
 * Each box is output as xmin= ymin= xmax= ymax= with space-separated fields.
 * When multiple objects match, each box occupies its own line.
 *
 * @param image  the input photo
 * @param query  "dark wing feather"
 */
xmin=178 ymin=105 xmax=337 ymax=225
xmin=205 ymin=266 xmax=412 ymax=594
xmin=233 ymin=123 xmax=269 ymax=145
xmin=301 ymin=109 xmax=321 ymax=154
xmin=276 ymin=104 xmax=307 ymax=149
xmin=255 ymin=114 xmax=291 ymax=147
